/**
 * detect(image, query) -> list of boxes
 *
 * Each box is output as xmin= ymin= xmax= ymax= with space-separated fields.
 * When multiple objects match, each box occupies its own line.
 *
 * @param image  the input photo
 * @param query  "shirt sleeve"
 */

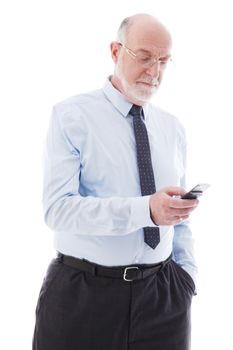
xmin=43 ymin=106 xmax=155 ymax=236
xmin=172 ymin=125 xmax=198 ymax=286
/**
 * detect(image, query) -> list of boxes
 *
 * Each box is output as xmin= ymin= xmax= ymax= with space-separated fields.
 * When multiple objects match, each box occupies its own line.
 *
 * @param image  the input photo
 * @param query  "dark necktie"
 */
xmin=130 ymin=104 xmax=160 ymax=249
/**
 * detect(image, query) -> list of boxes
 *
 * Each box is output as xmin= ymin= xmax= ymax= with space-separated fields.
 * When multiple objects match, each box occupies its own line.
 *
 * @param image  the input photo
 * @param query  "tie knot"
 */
xmin=130 ymin=104 xmax=143 ymax=117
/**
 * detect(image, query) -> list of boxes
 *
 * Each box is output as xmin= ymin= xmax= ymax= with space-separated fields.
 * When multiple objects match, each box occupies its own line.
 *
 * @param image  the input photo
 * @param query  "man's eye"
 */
xmin=138 ymin=56 xmax=151 ymax=63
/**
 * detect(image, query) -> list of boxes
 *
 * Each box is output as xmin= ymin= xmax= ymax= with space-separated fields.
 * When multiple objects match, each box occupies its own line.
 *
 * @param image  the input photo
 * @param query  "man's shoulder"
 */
xmin=53 ymin=88 xmax=104 ymax=113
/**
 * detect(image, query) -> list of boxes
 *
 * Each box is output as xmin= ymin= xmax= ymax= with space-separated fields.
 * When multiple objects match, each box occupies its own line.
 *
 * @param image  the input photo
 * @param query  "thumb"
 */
xmin=163 ymin=186 xmax=187 ymax=197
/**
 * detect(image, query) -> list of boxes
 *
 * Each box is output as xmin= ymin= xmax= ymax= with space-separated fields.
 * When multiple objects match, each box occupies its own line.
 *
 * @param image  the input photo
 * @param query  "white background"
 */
xmin=1 ymin=0 xmax=233 ymax=349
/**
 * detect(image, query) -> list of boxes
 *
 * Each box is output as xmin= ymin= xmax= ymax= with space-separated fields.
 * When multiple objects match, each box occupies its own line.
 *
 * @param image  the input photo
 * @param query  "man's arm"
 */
xmin=172 ymin=172 xmax=198 ymax=283
xmin=149 ymin=123 xmax=198 ymax=283
xmin=172 ymin=220 xmax=198 ymax=284
xmin=43 ymin=106 xmax=155 ymax=236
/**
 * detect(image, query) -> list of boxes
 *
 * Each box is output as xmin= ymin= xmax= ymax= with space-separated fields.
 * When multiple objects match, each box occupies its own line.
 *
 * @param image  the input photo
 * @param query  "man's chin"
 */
xmin=130 ymin=87 xmax=158 ymax=102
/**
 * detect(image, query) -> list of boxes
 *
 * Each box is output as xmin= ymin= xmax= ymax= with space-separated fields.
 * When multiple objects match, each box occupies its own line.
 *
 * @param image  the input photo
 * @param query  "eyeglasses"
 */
xmin=118 ymin=42 xmax=172 ymax=69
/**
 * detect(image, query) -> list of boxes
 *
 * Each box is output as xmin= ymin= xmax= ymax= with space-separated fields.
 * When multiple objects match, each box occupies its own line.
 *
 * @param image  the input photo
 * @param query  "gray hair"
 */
xmin=116 ymin=17 xmax=132 ymax=43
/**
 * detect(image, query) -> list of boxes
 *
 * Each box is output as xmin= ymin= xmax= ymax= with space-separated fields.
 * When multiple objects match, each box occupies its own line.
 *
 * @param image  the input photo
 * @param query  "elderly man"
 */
xmin=33 ymin=13 xmax=198 ymax=350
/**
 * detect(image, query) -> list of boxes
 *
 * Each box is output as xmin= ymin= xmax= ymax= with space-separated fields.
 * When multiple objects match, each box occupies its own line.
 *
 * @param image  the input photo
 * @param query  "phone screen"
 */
xmin=181 ymin=183 xmax=210 ymax=199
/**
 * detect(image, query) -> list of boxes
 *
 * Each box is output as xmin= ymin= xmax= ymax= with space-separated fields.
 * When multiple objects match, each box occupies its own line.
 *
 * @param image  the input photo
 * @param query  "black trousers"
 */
xmin=32 ymin=255 xmax=195 ymax=350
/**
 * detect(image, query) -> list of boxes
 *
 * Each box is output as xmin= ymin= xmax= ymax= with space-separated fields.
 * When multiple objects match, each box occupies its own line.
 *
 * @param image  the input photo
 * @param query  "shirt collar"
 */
xmin=102 ymin=77 xmax=149 ymax=121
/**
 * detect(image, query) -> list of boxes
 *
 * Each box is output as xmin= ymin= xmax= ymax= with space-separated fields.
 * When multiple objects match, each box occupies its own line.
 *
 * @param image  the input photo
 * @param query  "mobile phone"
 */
xmin=181 ymin=183 xmax=210 ymax=199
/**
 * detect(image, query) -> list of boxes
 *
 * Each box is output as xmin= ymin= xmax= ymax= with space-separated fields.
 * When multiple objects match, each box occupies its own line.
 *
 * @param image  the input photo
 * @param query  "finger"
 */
xmin=173 ymin=215 xmax=190 ymax=225
xmin=164 ymin=186 xmax=187 ymax=197
xmin=169 ymin=198 xmax=199 ymax=209
xmin=163 ymin=215 xmax=188 ymax=225
xmin=169 ymin=207 xmax=196 ymax=216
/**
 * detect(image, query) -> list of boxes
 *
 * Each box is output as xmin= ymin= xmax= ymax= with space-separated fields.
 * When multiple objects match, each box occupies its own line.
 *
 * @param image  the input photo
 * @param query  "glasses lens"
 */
xmin=137 ymin=54 xmax=154 ymax=67
xmin=137 ymin=55 xmax=171 ymax=69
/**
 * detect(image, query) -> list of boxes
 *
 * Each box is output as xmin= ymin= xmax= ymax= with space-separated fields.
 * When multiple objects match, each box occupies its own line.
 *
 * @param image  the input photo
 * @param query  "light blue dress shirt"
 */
xmin=43 ymin=77 xmax=197 ymax=282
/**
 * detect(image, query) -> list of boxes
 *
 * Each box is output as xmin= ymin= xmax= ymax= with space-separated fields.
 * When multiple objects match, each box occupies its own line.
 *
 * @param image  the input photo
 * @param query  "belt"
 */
xmin=57 ymin=252 xmax=172 ymax=282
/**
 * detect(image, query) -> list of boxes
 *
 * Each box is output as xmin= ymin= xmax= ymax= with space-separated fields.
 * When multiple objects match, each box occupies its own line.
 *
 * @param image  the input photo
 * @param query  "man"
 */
xmin=33 ymin=13 xmax=199 ymax=350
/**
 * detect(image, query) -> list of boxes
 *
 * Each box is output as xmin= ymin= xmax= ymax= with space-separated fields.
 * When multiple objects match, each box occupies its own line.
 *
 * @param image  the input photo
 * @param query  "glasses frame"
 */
xmin=118 ymin=42 xmax=172 ymax=69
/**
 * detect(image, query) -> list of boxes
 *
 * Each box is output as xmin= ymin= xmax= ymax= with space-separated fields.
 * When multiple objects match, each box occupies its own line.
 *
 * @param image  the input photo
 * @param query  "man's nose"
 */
xmin=145 ymin=61 xmax=160 ymax=79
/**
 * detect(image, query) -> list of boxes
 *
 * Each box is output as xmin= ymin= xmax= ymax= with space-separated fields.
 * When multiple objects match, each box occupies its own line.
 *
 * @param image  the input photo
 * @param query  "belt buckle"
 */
xmin=123 ymin=266 xmax=139 ymax=282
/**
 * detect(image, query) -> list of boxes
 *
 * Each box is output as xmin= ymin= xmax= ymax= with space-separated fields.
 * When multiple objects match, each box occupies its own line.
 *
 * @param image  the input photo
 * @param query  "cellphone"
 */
xmin=181 ymin=183 xmax=210 ymax=199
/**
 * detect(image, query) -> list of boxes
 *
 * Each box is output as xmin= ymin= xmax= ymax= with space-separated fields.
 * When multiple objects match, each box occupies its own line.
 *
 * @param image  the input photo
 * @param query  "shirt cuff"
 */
xmin=131 ymin=195 xmax=158 ymax=229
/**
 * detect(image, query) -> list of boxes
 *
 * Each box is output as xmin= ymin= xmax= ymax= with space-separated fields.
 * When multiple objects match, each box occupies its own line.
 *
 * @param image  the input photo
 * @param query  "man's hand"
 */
xmin=149 ymin=186 xmax=199 ymax=226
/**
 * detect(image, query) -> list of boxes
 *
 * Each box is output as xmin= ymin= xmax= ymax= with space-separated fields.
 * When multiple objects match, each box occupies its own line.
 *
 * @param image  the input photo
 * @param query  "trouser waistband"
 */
xmin=57 ymin=252 xmax=172 ymax=282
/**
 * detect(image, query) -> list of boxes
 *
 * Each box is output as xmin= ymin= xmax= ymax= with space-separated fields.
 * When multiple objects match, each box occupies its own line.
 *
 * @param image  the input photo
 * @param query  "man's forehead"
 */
xmin=134 ymin=46 xmax=171 ymax=55
xmin=127 ymin=19 xmax=172 ymax=49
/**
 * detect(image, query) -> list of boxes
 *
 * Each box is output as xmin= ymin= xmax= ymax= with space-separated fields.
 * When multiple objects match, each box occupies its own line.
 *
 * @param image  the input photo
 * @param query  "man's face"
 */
xmin=111 ymin=20 xmax=172 ymax=105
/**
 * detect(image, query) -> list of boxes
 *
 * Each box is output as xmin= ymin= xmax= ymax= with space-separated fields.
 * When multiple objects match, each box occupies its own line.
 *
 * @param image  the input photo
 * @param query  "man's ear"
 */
xmin=110 ymin=41 xmax=120 ymax=64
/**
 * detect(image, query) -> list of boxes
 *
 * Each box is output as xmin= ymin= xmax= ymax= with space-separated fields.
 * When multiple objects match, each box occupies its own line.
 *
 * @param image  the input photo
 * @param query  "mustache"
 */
xmin=136 ymin=78 xmax=159 ymax=86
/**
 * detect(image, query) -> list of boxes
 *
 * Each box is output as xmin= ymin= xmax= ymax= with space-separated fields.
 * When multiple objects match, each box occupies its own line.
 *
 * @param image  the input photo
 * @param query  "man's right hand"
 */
xmin=149 ymin=186 xmax=199 ymax=226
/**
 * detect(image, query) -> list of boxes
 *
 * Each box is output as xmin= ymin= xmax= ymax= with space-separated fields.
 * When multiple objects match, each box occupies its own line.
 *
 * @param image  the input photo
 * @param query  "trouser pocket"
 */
xmin=171 ymin=260 xmax=196 ymax=296
xmin=35 ymin=258 xmax=63 ymax=315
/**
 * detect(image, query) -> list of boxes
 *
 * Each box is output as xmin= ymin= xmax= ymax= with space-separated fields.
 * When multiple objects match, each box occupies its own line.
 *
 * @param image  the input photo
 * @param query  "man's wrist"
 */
xmin=149 ymin=195 xmax=159 ymax=226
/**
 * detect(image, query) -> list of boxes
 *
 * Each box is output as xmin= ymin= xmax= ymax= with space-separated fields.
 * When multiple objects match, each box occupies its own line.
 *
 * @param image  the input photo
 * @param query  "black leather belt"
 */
xmin=57 ymin=252 xmax=172 ymax=282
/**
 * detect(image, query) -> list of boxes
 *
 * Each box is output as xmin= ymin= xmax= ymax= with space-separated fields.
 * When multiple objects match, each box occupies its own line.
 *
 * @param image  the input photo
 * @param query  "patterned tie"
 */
xmin=130 ymin=104 xmax=160 ymax=249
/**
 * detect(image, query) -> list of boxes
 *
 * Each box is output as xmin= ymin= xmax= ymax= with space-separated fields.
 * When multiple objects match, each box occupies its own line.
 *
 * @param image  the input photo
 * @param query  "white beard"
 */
xmin=115 ymin=67 xmax=158 ymax=102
